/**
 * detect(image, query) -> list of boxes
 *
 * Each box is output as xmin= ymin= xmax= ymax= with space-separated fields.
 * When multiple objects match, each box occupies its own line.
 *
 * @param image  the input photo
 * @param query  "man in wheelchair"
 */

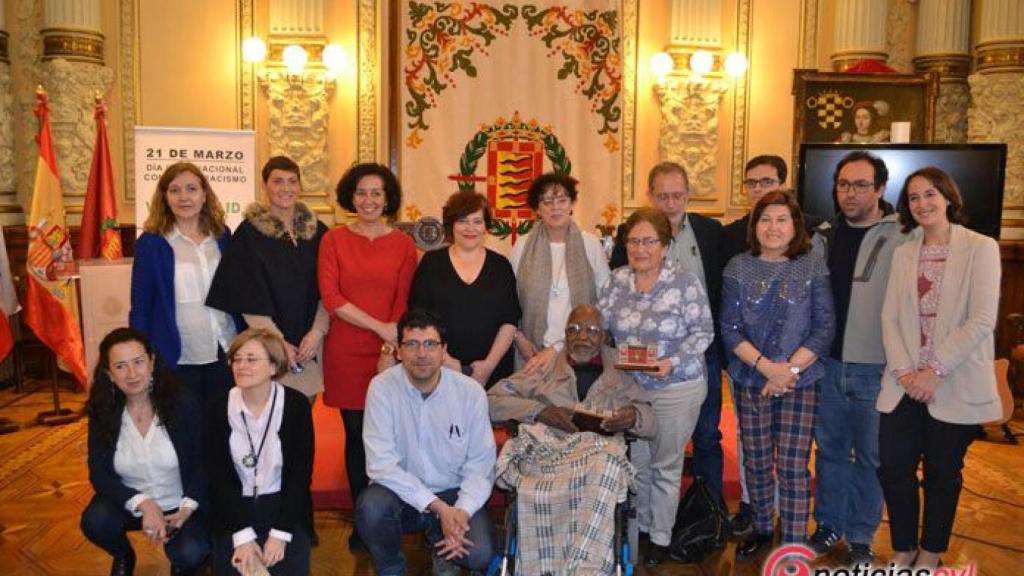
xmin=487 ymin=304 xmax=656 ymax=574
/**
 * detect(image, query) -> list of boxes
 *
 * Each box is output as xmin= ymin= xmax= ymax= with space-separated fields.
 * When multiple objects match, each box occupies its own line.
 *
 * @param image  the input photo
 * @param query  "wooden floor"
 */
xmin=1 ymin=383 xmax=1023 ymax=575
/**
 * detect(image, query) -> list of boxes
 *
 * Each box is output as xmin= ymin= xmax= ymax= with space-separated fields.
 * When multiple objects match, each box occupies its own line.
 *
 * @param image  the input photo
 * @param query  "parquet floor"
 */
xmin=1 ymin=384 xmax=1022 ymax=575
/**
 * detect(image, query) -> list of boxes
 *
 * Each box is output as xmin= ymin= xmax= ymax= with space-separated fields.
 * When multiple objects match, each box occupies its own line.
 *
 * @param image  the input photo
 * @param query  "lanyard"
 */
xmin=240 ymin=385 xmax=278 ymax=497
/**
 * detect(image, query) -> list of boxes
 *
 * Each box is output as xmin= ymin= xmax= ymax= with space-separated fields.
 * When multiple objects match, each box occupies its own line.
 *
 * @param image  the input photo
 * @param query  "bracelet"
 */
xmin=753 ymin=354 xmax=764 ymax=369
xmin=380 ymin=343 xmax=395 ymax=356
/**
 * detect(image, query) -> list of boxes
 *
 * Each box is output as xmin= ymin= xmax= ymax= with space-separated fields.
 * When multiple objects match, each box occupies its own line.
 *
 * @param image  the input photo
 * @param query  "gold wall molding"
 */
xmin=728 ymin=0 xmax=752 ymax=211
xmin=798 ymin=0 xmax=819 ymax=69
xmin=655 ymin=78 xmax=729 ymax=202
xmin=118 ymin=0 xmax=138 ymax=203
xmin=968 ymin=73 xmax=1024 ymax=210
xmin=356 ymin=0 xmax=378 ymax=164
xmin=40 ymin=28 xmax=104 ymax=64
xmin=913 ymin=54 xmax=971 ymax=79
xmin=239 ymin=0 xmax=255 ymax=130
xmin=831 ymin=51 xmax=889 ymax=71
xmin=620 ymin=0 xmax=638 ymax=208
xmin=974 ymin=43 xmax=1024 ymax=74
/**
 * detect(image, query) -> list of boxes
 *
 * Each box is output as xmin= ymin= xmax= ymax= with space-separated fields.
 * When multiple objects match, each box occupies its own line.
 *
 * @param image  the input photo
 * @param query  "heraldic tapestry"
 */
xmin=396 ymin=1 xmax=626 ymax=250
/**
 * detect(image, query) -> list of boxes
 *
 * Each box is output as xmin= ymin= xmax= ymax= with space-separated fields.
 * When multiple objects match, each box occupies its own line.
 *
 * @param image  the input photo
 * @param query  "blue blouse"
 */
xmin=598 ymin=262 xmax=714 ymax=390
xmin=720 ymin=252 xmax=835 ymax=390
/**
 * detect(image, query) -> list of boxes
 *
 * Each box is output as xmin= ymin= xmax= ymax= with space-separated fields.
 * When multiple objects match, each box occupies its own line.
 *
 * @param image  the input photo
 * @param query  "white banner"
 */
xmin=134 ymin=126 xmax=256 ymax=232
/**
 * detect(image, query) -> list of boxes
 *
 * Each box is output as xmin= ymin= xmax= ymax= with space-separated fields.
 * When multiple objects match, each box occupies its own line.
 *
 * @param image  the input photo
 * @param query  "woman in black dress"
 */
xmin=207 ymin=156 xmax=329 ymax=400
xmin=409 ymin=191 xmax=520 ymax=387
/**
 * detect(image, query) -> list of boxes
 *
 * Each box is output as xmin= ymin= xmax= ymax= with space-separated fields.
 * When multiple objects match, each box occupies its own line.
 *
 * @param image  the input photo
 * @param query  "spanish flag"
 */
xmin=77 ymin=96 xmax=122 ymax=260
xmin=24 ymin=87 xmax=87 ymax=386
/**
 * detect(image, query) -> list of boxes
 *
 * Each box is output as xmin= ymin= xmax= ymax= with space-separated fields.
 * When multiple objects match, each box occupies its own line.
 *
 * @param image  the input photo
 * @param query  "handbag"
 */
xmin=667 ymin=476 xmax=727 ymax=563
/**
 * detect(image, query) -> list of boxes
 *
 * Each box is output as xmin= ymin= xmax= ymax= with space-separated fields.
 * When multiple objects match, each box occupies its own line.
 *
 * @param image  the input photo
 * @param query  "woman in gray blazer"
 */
xmin=878 ymin=167 xmax=1001 ymax=569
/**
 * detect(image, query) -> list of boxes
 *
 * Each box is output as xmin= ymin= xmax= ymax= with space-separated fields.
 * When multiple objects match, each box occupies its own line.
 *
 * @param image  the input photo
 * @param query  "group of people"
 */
xmin=79 ymin=149 xmax=1000 ymax=574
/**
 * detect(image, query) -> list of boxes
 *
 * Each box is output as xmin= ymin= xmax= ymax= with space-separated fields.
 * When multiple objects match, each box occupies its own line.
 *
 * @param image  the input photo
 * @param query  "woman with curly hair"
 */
xmin=81 ymin=327 xmax=209 ymax=576
xmin=131 ymin=162 xmax=240 ymax=408
xmin=318 ymin=163 xmax=417 ymax=549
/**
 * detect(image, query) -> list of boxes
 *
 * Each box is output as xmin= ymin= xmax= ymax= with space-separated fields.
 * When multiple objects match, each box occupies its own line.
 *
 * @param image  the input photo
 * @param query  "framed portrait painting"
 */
xmin=791 ymin=69 xmax=939 ymax=163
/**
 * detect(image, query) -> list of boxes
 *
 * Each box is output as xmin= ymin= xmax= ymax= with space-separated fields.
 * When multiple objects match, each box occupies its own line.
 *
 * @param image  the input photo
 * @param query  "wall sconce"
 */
xmin=689 ymin=50 xmax=715 ymax=77
xmin=242 ymin=35 xmax=348 ymax=85
xmin=651 ymin=52 xmax=675 ymax=83
xmin=724 ymin=52 xmax=749 ymax=78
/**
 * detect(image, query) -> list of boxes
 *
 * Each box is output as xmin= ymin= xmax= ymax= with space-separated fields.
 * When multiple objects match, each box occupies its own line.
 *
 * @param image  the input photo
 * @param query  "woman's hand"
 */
xmin=377 ymin=322 xmax=398 ymax=347
xmin=469 ymin=360 xmax=494 ymax=385
xmin=514 ymin=333 xmax=538 ymax=360
xmin=261 ymin=536 xmax=288 ymax=568
xmin=649 ymin=358 xmax=673 ymax=380
xmin=296 ymin=328 xmax=323 ymax=363
xmin=907 ymin=368 xmax=939 ymax=403
xmin=441 ymin=352 xmax=462 ymax=371
xmin=522 ymin=347 xmax=558 ymax=376
xmin=758 ymin=361 xmax=798 ymax=397
xmin=282 ymin=341 xmax=299 ymax=368
xmin=232 ymin=541 xmax=264 ymax=575
xmin=377 ymin=345 xmax=397 ymax=374
xmin=163 ymin=506 xmax=193 ymax=530
xmin=139 ymin=499 xmax=166 ymax=542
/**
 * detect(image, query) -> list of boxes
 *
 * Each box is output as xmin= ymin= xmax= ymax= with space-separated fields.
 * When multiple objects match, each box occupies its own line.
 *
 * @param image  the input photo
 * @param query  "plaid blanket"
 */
xmin=495 ymin=424 xmax=635 ymax=575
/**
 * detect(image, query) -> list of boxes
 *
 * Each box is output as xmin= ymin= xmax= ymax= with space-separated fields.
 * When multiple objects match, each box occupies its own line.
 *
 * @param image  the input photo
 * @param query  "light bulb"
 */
xmin=650 ymin=52 xmax=674 ymax=80
xmin=282 ymin=44 xmax=308 ymax=75
xmin=689 ymin=50 xmax=714 ymax=76
xmin=322 ymin=44 xmax=347 ymax=77
xmin=242 ymin=37 xmax=267 ymax=64
xmin=724 ymin=52 xmax=749 ymax=78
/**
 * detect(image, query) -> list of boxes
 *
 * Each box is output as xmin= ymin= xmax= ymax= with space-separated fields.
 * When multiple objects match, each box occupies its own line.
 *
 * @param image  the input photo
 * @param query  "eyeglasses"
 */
xmin=836 ymin=179 xmax=875 ymax=194
xmin=566 ymin=323 xmax=602 ymax=338
xmin=742 ymin=178 xmax=781 ymax=189
xmin=652 ymin=192 xmax=686 ymax=203
xmin=231 ymin=355 xmax=268 ymax=365
xmin=626 ymin=237 xmax=661 ymax=247
xmin=399 ymin=339 xmax=443 ymax=352
xmin=354 ymin=189 xmax=385 ymax=199
xmin=539 ymin=195 xmax=571 ymax=207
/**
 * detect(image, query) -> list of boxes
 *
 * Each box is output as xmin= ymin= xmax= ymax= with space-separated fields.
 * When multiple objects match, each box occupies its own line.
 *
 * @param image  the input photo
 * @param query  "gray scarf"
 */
xmin=516 ymin=220 xmax=595 ymax=347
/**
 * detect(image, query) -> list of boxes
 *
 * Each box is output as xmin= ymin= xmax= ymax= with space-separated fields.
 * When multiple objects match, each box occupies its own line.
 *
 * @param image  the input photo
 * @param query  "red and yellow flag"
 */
xmin=77 ymin=96 xmax=122 ymax=260
xmin=24 ymin=87 xmax=87 ymax=386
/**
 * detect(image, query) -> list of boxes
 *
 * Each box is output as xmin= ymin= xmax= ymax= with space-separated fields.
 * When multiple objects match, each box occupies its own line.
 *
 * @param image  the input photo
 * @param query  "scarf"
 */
xmin=516 ymin=220 xmax=595 ymax=348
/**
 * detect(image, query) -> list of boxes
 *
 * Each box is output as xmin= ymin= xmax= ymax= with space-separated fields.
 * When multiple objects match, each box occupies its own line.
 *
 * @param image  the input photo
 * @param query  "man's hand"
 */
xmin=536 ymin=406 xmax=578 ymax=433
xmin=601 ymin=406 xmax=637 ymax=433
xmin=429 ymin=500 xmax=474 ymax=560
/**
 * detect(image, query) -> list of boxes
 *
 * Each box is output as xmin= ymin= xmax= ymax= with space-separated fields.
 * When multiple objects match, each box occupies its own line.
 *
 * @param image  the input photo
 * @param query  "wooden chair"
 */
xmin=984 ymin=358 xmax=1022 ymax=444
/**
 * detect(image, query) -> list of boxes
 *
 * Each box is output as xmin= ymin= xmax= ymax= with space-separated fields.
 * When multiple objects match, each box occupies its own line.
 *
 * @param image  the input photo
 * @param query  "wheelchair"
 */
xmin=486 ymin=426 xmax=639 ymax=576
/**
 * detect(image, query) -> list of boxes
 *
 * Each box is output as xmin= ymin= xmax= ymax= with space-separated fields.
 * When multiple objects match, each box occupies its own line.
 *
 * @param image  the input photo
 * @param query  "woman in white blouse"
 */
xmin=510 ymin=172 xmax=610 ymax=374
xmin=81 ymin=327 xmax=209 ymax=576
xmin=206 ymin=328 xmax=314 ymax=575
xmin=131 ymin=162 xmax=239 ymax=408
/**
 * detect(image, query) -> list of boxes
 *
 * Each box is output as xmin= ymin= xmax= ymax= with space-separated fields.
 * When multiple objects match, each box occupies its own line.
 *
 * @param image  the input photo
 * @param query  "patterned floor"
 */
xmin=0 ymin=385 xmax=1022 ymax=575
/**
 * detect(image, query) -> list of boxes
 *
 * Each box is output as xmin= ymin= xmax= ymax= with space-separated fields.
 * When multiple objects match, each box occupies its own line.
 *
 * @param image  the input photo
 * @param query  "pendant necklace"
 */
xmin=240 ymin=385 xmax=278 ymax=497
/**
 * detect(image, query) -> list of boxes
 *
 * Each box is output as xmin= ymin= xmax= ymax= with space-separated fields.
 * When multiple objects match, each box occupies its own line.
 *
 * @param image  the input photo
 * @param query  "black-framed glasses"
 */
xmin=836 ymin=179 xmax=875 ymax=194
xmin=742 ymin=177 xmax=781 ymax=189
xmin=566 ymin=323 xmax=602 ymax=338
xmin=399 ymin=339 xmax=443 ymax=352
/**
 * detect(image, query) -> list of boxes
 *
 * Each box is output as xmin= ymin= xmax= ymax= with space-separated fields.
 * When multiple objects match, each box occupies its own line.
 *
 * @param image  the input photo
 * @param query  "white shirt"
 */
xmin=166 ymin=226 xmax=236 ymax=364
xmin=510 ymin=230 xmax=611 ymax=349
xmin=113 ymin=411 xmax=198 ymax=515
xmin=227 ymin=382 xmax=290 ymax=546
xmin=363 ymin=365 xmax=496 ymax=515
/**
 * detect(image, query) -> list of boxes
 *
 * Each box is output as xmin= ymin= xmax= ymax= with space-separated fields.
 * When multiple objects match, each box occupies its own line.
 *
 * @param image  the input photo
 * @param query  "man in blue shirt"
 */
xmin=356 ymin=309 xmax=497 ymax=576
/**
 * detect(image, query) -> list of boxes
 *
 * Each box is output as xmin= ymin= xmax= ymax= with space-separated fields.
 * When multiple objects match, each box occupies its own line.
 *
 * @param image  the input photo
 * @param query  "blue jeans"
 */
xmin=812 ymin=357 xmax=884 ymax=545
xmin=356 ymin=484 xmax=496 ymax=576
xmin=691 ymin=347 xmax=724 ymax=502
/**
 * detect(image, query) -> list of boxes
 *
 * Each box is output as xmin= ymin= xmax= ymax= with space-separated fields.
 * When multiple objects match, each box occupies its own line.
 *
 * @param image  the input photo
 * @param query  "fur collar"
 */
xmin=243 ymin=202 xmax=319 ymax=241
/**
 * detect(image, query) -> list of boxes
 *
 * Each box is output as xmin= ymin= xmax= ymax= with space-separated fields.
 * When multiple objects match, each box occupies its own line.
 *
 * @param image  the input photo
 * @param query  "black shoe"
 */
xmin=110 ymin=548 xmax=136 ymax=576
xmin=644 ymin=543 xmax=670 ymax=567
xmin=807 ymin=525 xmax=841 ymax=558
xmin=348 ymin=531 xmax=367 ymax=552
xmin=729 ymin=503 xmax=755 ymax=538
xmin=735 ymin=533 xmax=773 ymax=562
xmin=847 ymin=543 xmax=875 ymax=567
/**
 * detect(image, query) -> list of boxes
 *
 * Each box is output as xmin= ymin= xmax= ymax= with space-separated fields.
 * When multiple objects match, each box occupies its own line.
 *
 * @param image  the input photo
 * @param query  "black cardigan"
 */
xmin=87 ymin=388 xmax=208 ymax=511
xmin=205 ymin=385 xmax=314 ymax=539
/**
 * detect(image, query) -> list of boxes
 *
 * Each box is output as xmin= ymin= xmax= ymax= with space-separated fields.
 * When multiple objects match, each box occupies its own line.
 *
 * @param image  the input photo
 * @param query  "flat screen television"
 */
xmin=796 ymin=143 xmax=1007 ymax=239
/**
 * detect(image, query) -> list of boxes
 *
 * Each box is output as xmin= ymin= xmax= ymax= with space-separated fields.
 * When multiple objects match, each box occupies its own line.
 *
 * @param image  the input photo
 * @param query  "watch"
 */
xmin=789 ymin=366 xmax=801 ymax=375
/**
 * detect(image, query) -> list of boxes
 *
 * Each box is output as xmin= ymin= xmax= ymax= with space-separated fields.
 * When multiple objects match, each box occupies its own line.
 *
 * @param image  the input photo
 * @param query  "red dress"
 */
xmin=318 ymin=226 xmax=417 ymax=409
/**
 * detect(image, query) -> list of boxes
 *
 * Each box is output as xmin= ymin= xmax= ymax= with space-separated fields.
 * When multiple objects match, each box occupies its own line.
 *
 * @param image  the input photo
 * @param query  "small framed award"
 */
xmin=614 ymin=343 xmax=659 ymax=371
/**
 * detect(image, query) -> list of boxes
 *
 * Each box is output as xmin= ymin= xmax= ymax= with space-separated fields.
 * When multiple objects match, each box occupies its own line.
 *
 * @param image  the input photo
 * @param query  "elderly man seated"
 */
xmin=488 ymin=304 xmax=655 ymax=574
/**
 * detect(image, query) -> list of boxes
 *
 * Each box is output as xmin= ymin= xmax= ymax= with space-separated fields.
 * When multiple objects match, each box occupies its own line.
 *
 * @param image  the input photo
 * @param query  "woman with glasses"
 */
xmin=720 ymin=191 xmax=834 ymax=561
xmin=81 ymin=328 xmax=209 ymax=576
xmin=878 ymin=168 xmax=1001 ymax=569
xmin=207 ymin=156 xmax=329 ymax=402
xmin=317 ymin=163 xmax=417 ymax=549
xmin=207 ymin=328 xmax=314 ymax=575
xmin=131 ymin=162 xmax=239 ymax=408
xmin=409 ymin=191 xmax=520 ymax=388
xmin=598 ymin=207 xmax=714 ymax=566
xmin=510 ymin=172 xmax=610 ymax=376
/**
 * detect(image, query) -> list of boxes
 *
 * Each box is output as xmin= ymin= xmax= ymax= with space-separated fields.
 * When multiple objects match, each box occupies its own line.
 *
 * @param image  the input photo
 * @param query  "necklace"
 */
xmin=240 ymin=385 xmax=278 ymax=496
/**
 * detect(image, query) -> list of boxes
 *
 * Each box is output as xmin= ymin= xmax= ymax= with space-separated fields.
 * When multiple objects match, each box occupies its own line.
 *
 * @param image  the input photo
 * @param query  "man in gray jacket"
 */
xmin=809 ymin=151 xmax=905 ymax=566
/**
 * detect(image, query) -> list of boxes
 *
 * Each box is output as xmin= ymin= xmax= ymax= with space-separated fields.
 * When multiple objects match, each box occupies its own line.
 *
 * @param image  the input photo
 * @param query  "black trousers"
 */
xmin=878 ymin=395 xmax=979 ymax=553
xmin=175 ymin=347 xmax=233 ymax=409
xmin=341 ymin=409 xmax=368 ymax=508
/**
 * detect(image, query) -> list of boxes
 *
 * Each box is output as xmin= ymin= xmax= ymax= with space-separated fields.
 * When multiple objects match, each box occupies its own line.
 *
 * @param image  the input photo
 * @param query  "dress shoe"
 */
xmin=729 ymin=502 xmax=755 ymax=538
xmin=110 ymin=547 xmax=136 ymax=576
xmin=735 ymin=532 xmax=773 ymax=562
xmin=644 ymin=543 xmax=671 ymax=567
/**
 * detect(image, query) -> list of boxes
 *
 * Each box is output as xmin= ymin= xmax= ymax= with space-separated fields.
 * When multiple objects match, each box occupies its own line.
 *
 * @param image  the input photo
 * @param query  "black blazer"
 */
xmin=205 ymin=385 xmax=314 ymax=539
xmin=87 ymin=388 xmax=208 ymax=511
xmin=609 ymin=212 xmax=725 ymax=322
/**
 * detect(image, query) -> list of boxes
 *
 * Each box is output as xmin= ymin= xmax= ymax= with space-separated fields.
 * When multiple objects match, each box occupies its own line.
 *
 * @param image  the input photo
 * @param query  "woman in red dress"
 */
xmin=318 ymin=163 xmax=417 ymax=550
